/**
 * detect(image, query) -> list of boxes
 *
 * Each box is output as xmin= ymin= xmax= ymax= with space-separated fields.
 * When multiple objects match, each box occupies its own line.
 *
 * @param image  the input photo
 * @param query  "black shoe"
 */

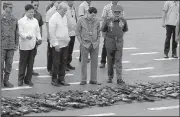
xmin=32 ymin=70 xmax=39 ymax=76
xmin=99 ymin=63 xmax=105 ymax=68
xmin=89 ymin=81 xmax=101 ymax=85
xmin=65 ymin=66 xmax=70 ymax=71
xmin=24 ymin=81 xmax=33 ymax=86
xmin=18 ymin=81 xmax=23 ymax=86
xmin=59 ymin=81 xmax=70 ymax=86
xmin=107 ymin=78 xmax=113 ymax=83
xmin=164 ymin=54 xmax=169 ymax=58
xmin=51 ymin=80 xmax=61 ymax=87
xmin=172 ymin=54 xmax=178 ymax=58
xmin=117 ymin=79 xmax=125 ymax=85
xmin=67 ymin=64 xmax=75 ymax=70
xmin=80 ymin=81 xmax=87 ymax=85
xmin=4 ymin=81 xmax=14 ymax=88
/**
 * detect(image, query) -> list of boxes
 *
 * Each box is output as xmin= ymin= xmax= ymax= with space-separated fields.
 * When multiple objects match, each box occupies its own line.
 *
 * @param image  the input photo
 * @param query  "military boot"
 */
xmin=107 ymin=78 xmax=113 ymax=83
xmin=117 ymin=79 xmax=125 ymax=85
xmin=4 ymin=73 xmax=14 ymax=88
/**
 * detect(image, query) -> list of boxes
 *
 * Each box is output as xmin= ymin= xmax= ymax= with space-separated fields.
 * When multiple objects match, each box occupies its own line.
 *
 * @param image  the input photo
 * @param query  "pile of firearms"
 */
xmin=1 ymin=81 xmax=179 ymax=116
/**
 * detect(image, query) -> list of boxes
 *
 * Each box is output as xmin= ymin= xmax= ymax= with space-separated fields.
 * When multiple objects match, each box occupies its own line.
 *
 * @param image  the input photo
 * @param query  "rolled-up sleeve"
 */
xmin=75 ymin=18 xmax=82 ymax=36
xmin=78 ymin=6 xmax=85 ymax=17
xmin=49 ymin=15 xmax=59 ymax=47
xmin=101 ymin=6 xmax=107 ymax=18
xmin=18 ymin=20 xmax=27 ymax=39
xmin=163 ymin=1 xmax=169 ymax=12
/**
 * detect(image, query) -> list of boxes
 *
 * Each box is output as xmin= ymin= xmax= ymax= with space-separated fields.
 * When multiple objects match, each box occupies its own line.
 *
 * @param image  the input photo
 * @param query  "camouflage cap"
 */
xmin=111 ymin=5 xmax=123 ymax=12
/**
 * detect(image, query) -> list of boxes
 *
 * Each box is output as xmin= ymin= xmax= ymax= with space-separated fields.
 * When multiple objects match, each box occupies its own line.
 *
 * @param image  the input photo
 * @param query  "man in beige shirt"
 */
xmin=78 ymin=1 xmax=91 ymax=62
xmin=76 ymin=7 xmax=101 ymax=85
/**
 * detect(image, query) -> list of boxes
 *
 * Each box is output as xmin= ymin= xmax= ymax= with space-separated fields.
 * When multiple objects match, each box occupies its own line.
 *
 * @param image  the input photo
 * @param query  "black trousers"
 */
xmin=47 ymin=42 xmax=53 ymax=72
xmin=67 ymin=36 xmax=75 ymax=64
xmin=52 ymin=46 xmax=68 ymax=82
xmin=164 ymin=25 xmax=177 ymax=55
xmin=100 ymin=38 xmax=107 ymax=64
xmin=18 ymin=47 xmax=36 ymax=82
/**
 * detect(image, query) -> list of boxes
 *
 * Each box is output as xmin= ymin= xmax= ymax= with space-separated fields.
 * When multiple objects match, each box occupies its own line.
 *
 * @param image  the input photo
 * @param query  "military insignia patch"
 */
xmin=119 ymin=20 xmax=124 ymax=27
xmin=109 ymin=21 xmax=114 ymax=28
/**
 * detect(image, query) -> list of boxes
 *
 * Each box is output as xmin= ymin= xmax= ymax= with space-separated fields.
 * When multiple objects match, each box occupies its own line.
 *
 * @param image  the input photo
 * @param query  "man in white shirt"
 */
xmin=78 ymin=1 xmax=91 ymax=62
xmin=18 ymin=4 xmax=42 ymax=86
xmin=46 ymin=1 xmax=61 ymax=75
xmin=62 ymin=1 xmax=77 ymax=71
xmin=162 ymin=1 xmax=179 ymax=58
xmin=49 ymin=2 xmax=70 ymax=87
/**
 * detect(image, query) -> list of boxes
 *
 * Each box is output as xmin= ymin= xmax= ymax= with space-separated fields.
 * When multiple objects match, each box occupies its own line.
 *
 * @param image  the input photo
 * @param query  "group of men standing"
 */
xmin=1 ymin=1 xmax=179 ymax=89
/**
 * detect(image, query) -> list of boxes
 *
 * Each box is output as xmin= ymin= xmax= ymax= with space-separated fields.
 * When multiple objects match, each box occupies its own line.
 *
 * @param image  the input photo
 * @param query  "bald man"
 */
xmin=49 ymin=2 xmax=70 ymax=87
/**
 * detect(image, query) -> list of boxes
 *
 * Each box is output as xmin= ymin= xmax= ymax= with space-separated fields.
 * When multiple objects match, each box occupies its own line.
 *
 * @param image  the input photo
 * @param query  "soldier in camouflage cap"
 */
xmin=1 ymin=1 xmax=19 ymax=88
xmin=101 ymin=5 xmax=128 ymax=85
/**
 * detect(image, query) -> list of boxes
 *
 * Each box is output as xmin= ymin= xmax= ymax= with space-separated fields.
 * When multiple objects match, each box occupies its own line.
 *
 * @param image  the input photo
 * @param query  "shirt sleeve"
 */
xmin=35 ymin=19 xmax=42 ymax=40
xmin=163 ymin=1 xmax=169 ymax=12
xmin=101 ymin=20 xmax=108 ymax=32
xmin=78 ymin=6 xmax=85 ymax=17
xmin=18 ymin=19 xmax=27 ymax=39
xmin=97 ymin=21 xmax=101 ymax=38
xmin=75 ymin=18 xmax=82 ymax=36
xmin=49 ymin=14 xmax=59 ymax=47
xmin=101 ymin=6 xmax=107 ymax=18
xmin=46 ymin=11 xmax=50 ymax=23
xmin=123 ymin=20 xmax=128 ymax=32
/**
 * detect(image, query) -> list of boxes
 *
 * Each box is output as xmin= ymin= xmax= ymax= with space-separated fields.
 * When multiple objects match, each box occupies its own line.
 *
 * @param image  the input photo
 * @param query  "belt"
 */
xmin=106 ymin=34 xmax=123 ymax=41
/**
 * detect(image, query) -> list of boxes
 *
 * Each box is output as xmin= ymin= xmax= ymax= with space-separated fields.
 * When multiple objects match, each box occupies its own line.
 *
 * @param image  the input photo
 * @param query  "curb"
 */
xmin=43 ymin=16 xmax=162 ymax=24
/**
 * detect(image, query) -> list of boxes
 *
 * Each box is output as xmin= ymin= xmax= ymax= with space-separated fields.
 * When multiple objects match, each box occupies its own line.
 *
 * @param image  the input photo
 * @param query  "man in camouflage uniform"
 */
xmin=1 ymin=2 xmax=19 ymax=88
xmin=101 ymin=5 xmax=128 ymax=84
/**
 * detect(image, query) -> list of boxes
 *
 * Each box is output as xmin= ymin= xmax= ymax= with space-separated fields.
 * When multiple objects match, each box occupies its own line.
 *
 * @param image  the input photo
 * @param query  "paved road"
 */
xmin=4 ymin=1 xmax=164 ymax=20
xmin=1 ymin=19 xmax=179 ymax=116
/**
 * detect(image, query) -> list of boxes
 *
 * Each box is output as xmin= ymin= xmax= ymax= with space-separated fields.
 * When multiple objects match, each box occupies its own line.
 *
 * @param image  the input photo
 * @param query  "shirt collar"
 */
xmin=52 ymin=6 xmax=57 ymax=10
xmin=84 ymin=1 xmax=90 ymax=6
xmin=24 ymin=15 xmax=33 ymax=20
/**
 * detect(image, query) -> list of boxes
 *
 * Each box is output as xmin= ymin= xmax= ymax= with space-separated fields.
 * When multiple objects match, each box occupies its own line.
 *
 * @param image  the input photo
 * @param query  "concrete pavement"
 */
xmin=1 ymin=19 xmax=179 ymax=116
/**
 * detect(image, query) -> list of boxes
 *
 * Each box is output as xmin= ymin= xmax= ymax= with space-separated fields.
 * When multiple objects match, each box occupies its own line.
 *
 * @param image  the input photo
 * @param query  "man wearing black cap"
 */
xmin=1 ymin=2 xmax=18 ymax=88
xmin=101 ymin=5 xmax=128 ymax=84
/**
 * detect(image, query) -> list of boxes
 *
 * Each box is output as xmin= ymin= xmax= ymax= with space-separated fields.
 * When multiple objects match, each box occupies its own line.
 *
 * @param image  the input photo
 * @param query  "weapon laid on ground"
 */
xmin=1 ymin=81 xmax=179 ymax=116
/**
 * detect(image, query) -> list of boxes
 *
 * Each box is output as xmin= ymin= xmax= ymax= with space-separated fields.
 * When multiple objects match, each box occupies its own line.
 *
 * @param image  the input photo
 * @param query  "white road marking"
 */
xmin=147 ymin=105 xmax=179 ymax=111
xmin=154 ymin=58 xmax=179 ymax=61
xmin=13 ymin=61 xmax=19 ymax=64
xmin=1 ymin=86 xmax=32 ymax=91
xmin=37 ymin=74 xmax=74 ymax=78
xmin=69 ymin=82 xmax=80 ymax=85
xmin=149 ymin=74 xmax=179 ymax=78
xmin=131 ymin=52 xmax=159 ymax=55
xmin=73 ymin=47 xmax=137 ymax=53
xmin=73 ymin=50 xmax=80 ymax=52
xmin=123 ymin=47 xmax=138 ymax=50
xmin=124 ymin=67 xmax=154 ymax=71
xmin=81 ymin=113 xmax=116 ymax=116
xmin=16 ymin=67 xmax=46 ymax=70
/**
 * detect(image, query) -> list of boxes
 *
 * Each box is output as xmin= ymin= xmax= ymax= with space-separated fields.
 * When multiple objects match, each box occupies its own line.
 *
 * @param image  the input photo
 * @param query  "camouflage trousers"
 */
xmin=1 ymin=49 xmax=15 ymax=82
